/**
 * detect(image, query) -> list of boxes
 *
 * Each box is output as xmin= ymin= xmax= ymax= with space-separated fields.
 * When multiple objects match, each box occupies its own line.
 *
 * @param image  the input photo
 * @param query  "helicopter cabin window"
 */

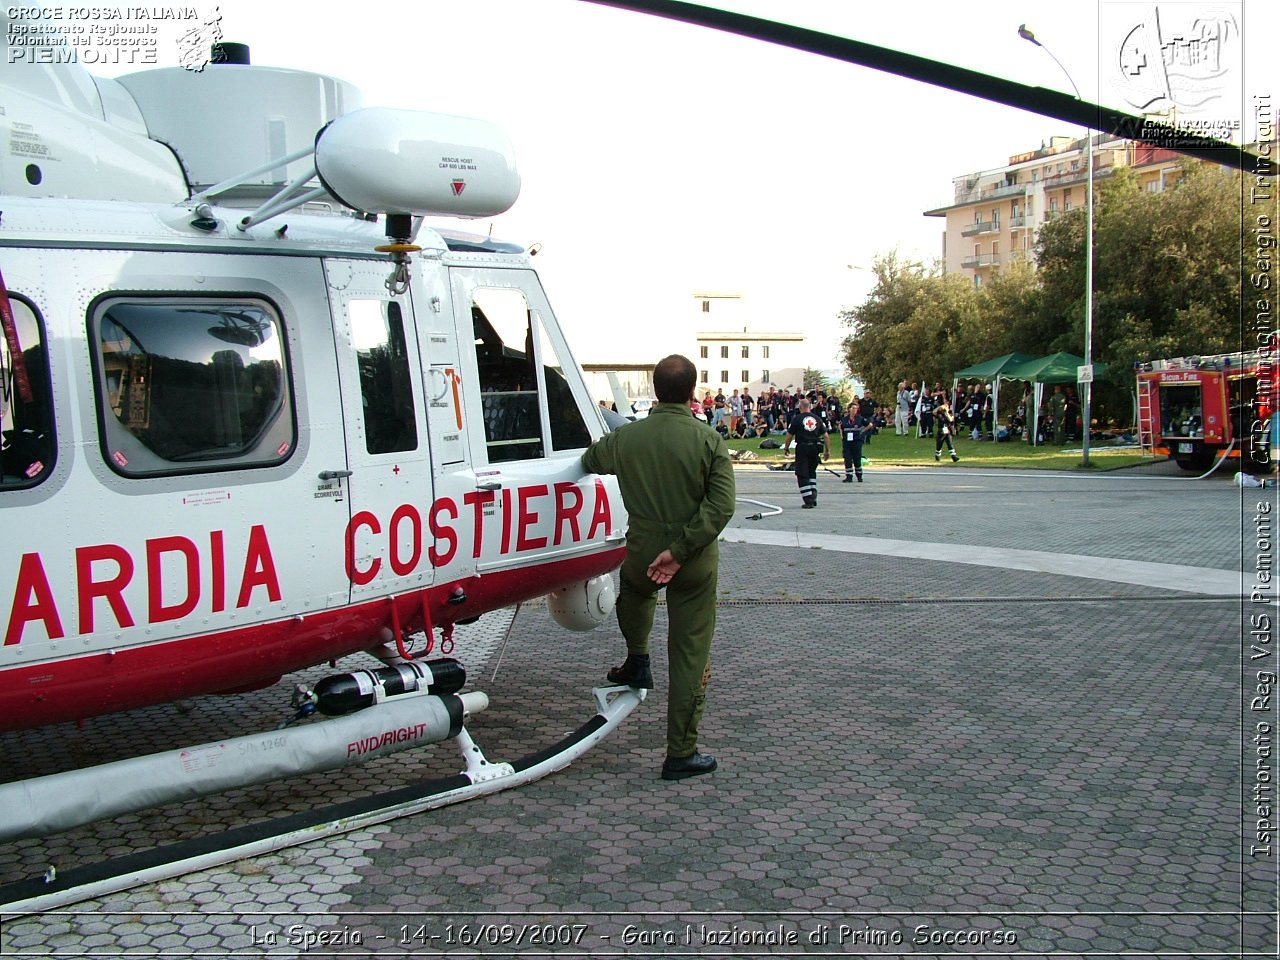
xmin=1 ymin=296 xmax=54 ymax=489
xmin=535 ymin=312 xmax=591 ymax=452
xmin=92 ymin=298 xmax=294 ymax=477
xmin=349 ymin=299 xmax=417 ymax=455
xmin=471 ymin=287 xmax=590 ymax=464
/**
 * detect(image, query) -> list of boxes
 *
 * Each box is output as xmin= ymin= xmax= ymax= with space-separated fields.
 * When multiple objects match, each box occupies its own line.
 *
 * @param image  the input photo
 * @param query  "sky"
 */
xmin=86 ymin=0 xmax=1278 ymax=369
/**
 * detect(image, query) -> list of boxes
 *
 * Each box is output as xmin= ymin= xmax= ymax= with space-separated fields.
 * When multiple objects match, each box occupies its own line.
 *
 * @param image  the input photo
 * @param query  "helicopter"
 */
xmin=1 ymin=0 xmax=1265 ymax=843
xmin=0 ymin=2 xmax=654 ymax=847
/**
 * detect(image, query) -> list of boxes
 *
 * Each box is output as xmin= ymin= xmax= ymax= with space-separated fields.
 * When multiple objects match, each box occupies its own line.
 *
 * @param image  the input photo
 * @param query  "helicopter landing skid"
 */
xmin=0 ymin=686 xmax=645 ymax=918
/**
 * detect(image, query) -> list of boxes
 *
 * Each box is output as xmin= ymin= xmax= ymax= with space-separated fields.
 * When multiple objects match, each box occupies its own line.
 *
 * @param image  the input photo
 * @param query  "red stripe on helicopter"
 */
xmin=6 ymin=482 xmax=614 ymax=647
xmin=0 ymin=545 xmax=625 ymax=732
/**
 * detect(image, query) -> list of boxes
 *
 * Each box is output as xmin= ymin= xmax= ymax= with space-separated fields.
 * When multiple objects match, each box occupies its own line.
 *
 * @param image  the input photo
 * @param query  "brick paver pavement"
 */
xmin=2 ymin=464 xmax=1274 ymax=957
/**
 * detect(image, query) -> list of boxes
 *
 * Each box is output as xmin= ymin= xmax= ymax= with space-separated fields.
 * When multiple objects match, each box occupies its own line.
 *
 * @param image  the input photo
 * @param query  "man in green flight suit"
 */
xmin=581 ymin=355 xmax=737 ymax=780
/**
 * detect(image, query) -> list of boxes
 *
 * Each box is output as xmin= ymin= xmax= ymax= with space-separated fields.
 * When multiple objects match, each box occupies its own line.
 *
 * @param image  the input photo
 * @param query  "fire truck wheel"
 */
xmin=1175 ymin=454 xmax=1214 ymax=472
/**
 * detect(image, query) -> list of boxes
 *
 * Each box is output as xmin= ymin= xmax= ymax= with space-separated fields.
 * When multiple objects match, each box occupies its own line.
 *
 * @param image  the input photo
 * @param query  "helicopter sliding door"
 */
xmin=2 ymin=250 xmax=360 ymax=711
xmin=448 ymin=266 xmax=602 ymax=576
xmin=324 ymin=259 xmax=435 ymax=605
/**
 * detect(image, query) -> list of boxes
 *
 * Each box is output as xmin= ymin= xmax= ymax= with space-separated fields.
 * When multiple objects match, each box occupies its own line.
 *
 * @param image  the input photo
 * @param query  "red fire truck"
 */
xmin=1136 ymin=342 xmax=1278 ymax=472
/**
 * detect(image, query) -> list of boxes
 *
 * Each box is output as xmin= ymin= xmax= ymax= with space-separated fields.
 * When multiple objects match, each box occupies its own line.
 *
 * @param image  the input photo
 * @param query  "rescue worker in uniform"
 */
xmin=933 ymin=392 xmax=960 ymax=462
xmin=1049 ymin=385 xmax=1067 ymax=444
xmin=840 ymin=405 xmax=872 ymax=482
xmin=581 ymin=355 xmax=736 ymax=780
xmin=782 ymin=397 xmax=830 ymax=508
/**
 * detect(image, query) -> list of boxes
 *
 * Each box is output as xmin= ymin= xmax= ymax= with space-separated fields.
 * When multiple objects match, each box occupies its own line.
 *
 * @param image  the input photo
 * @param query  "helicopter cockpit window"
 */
xmin=471 ymin=287 xmax=591 ymax=463
xmin=92 ymin=298 xmax=294 ymax=477
xmin=472 ymin=288 xmax=543 ymax=463
xmin=1 ymin=296 xmax=55 ymax=489
xmin=535 ymin=314 xmax=590 ymax=451
xmin=349 ymin=299 xmax=418 ymax=455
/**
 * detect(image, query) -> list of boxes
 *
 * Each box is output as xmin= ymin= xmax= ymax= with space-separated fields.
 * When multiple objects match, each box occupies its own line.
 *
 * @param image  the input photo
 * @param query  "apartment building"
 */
xmin=924 ymin=134 xmax=1185 ymax=286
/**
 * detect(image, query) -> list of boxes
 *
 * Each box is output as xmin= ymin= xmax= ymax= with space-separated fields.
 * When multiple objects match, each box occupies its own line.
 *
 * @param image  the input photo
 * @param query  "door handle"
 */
xmin=319 ymin=470 xmax=353 ymax=481
xmin=475 ymin=479 xmax=502 ymax=491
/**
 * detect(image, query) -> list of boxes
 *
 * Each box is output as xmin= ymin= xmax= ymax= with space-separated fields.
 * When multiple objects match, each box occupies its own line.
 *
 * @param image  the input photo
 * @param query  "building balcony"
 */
xmin=1042 ymin=168 xmax=1083 ymax=188
xmin=1041 ymin=164 xmax=1116 ymax=189
xmin=960 ymin=220 xmax=1001 ymax=237
xmin=960 ymin=253 xmax=1001 ymax=269
xmin=950 ymin=179 xmax=1027 ymax=206
xmin=980 ymin=181 xmax=1027 ymax=201
xmin=1009 ymin=215 xmax=1028 ymax=229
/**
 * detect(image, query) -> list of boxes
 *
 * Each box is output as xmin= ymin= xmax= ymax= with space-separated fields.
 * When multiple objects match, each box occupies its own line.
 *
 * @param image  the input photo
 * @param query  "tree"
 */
xmin=839 ymin=251 xmax=983 ymax=399
xmin=838 ymin=251 xmax=929 ymax=396
xmin=802 ymin=368 xmax=833 ymax=394
xmin=1034 ymin=161 xmax=1246 ymax=422
xmin=841 ymin=157 xmax=1248 ymax=427
xmin=976 ymin=257 xmax=1046 ymax=356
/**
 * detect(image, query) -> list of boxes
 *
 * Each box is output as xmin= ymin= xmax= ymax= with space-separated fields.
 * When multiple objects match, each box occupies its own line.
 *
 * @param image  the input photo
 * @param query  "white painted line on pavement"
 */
xmin=722 ymin=528 xmax=1245 ymax=597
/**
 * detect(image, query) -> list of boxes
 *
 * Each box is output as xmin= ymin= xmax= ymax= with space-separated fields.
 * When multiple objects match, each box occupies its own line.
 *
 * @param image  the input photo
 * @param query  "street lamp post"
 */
xmin=1019 ymin=24 xmax=1093 ymax=466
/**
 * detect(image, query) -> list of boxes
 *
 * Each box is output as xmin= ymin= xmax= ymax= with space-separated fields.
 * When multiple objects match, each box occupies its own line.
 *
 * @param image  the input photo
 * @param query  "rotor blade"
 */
xmin=580 ymin=0 xmax=1259 ymax=172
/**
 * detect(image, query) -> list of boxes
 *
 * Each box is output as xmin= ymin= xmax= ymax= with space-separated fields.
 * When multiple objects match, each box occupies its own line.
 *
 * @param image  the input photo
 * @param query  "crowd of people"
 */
xmin=884 ymin=380 xmax=990 ymax=442
xmin=636 ymin=378 xmax=1085 ymax=449
xmin=892 ymin=380 xmax=1084 ymax=445
xmin=690 ymin=386 xmax=894 ymax=442
xmin=1012 ymin=383 xmax=1083 ymax=445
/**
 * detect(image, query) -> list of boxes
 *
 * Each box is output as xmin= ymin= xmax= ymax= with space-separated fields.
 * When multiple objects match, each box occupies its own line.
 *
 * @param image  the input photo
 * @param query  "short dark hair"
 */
xmin=653 ymin=355 xmax=696 ymax=403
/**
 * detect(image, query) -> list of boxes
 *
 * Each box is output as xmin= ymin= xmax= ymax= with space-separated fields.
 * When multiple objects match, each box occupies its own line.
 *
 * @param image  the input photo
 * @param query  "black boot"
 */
xmin=661 ymin=752 xmax=718 ymax=780
xmin=606 ymin=654 xmax=653 ymax=689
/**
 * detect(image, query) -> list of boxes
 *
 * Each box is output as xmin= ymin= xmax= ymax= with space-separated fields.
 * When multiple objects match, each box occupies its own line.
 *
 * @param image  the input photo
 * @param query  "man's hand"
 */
xmin=647 ymin=549 xmax=682 ymax=585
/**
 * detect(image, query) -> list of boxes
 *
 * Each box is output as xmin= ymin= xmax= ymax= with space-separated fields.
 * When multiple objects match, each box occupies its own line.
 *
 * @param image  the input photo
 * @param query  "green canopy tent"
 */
xmin=951 ymin=353 xmax=1036 ymax=437
xmin=1000 ymin=351 xmax=1108 ymax=383
xmin=999 ymin=352 xmax=1109 ymax=445
xmin=954 ymin=352 xmax=1037 ymax=380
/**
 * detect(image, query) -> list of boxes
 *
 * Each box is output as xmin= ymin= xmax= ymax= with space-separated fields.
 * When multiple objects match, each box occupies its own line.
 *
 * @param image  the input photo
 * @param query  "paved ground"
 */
xmin=1 ymin=460 xmax=1276 ymax=958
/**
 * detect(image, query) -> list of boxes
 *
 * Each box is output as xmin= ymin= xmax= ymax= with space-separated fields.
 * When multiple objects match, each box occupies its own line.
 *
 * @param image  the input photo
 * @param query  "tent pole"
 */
xmin=992 ymin=377 xmax=1000 ymax=439
xmin=1032 ymin=382 xmax=1044 ymax=446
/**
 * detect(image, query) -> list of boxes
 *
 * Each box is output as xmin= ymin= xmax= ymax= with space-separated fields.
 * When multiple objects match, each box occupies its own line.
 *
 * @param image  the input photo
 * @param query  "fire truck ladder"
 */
xmin=1136 ymin=378 xmax=1158 ymax=457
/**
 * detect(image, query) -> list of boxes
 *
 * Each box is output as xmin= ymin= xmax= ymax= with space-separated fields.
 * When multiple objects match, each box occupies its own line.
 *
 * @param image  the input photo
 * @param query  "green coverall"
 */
xmin=581 ymin=402 xmax=737 ymax=757
xmin=1049 ymin=389 xmax=1067 ymax=444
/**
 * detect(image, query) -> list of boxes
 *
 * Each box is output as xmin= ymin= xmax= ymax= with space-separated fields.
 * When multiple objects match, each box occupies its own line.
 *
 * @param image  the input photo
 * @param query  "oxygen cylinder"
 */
xmin=312 ymin=658 xmax=466 ymax=716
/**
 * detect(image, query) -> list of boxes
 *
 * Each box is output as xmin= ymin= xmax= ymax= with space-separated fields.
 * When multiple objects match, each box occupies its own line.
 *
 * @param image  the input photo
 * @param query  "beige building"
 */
xmin=924 ymin=135 xmax=1186 ymax=286
xmin=583 ymin=293 xmax=819 ymax=404
xmin=692 ymin=293 xmax=807 ymax=395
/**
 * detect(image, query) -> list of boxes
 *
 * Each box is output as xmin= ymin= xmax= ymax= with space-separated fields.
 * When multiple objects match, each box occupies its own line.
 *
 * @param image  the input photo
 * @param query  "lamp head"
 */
xmin=1017 ymin=24 xmax=1040 ymax=45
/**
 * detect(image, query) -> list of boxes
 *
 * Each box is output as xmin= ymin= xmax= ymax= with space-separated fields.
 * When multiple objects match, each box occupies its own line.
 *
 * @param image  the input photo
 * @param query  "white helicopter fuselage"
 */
xmin=0 ymin=47 xmax=627 ymax=732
